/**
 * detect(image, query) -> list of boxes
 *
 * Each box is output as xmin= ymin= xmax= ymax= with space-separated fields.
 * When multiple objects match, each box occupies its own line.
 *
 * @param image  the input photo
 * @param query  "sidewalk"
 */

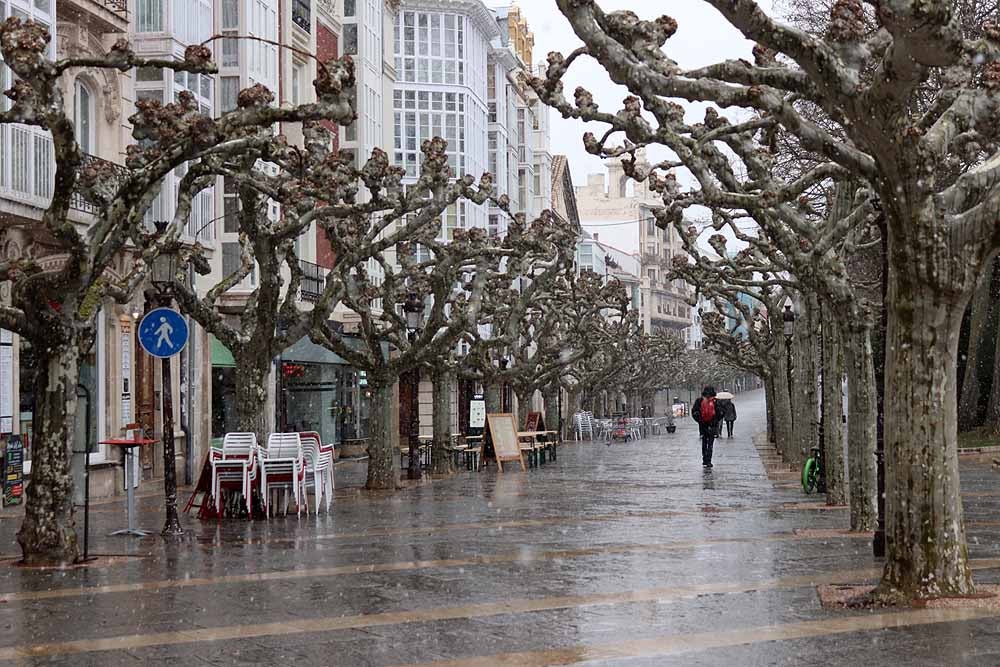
xmin=0 ymin=389 xmax=998 ymax=665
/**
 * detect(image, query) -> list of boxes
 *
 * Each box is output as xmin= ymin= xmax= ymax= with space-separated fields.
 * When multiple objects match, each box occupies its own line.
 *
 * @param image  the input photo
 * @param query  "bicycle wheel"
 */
xmin=802 ymin=457 xmax=819 ymax=494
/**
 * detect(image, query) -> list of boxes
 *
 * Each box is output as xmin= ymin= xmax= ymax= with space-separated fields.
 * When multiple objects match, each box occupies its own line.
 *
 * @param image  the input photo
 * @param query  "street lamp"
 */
xmin=149 ymin=227 xmax=183 ymax=536
xmin=402 ymin=292 xmax=425 ymax=481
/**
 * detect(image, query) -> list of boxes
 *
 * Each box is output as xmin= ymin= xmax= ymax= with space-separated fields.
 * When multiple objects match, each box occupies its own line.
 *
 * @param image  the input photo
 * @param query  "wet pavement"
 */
xmin=0 ymin=389 xmax=999 ymax=665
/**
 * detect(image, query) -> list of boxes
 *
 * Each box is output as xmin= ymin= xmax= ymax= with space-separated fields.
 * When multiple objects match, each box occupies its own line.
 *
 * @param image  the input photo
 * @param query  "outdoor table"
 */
xmin=100 ymin=437 xmax=157 ymax=537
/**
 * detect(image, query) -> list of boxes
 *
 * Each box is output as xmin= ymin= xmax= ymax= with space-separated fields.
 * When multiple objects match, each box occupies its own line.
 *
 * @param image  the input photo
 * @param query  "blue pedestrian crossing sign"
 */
xmin=138 ymin=308 xmax=189 ymax=358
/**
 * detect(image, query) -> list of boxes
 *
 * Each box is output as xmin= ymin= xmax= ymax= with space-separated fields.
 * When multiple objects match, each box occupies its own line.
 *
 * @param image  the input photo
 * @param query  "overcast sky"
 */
xmin=504 ymin=1 xmax=777 ymax=250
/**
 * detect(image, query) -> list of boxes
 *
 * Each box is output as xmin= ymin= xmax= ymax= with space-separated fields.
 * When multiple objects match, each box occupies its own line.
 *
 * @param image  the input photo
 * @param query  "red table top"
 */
xmin=99 ymin=438 xmax=158 ymax=447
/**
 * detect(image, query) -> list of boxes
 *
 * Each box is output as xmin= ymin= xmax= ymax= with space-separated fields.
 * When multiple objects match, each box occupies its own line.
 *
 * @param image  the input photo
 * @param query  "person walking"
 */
xmin=692 ymin=386 xmax=724 ymax=467
xmin=716 ymin=393 xmax=737 ymax=438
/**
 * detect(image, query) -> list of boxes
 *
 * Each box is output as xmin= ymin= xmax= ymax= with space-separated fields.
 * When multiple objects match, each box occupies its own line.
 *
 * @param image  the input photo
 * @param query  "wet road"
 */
xmin=1 ymin=389 xmax=999 ymax=665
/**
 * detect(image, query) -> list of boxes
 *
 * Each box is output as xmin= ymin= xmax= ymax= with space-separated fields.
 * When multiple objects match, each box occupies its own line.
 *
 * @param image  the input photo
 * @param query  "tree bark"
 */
xmin=486 ymin=383 xmax=502 ymax=415
xmin=791 ymin=296 xmax=819 ymax=466
xmin=233 ymin=353 xmax=271 ymax=448
xmin=773 ymin=345 xmax=795 ymax=461
xmin=844 ymin=326 xmax=877 ymax=531
xmin=430 ymin=366 xmax=453 ymax=475
xmin=957 ymin=269 xmax=993 ymax=431
xmin=823 ymin=315 xmax=847 ymax=506
xmin=877 ymin=275 xmax=975 ymax=601
xmin=542 ymin=384 xmax=560 ymax=437
xmin=17 ymin=343 xmax=81 ymax=565
xmin=365 ymin=377 xmax=399 ymax=490
xmin=988 ymin=329 xmax=1000 ymax=434
xmin=764 ymin=376 xmax=776 ymax=446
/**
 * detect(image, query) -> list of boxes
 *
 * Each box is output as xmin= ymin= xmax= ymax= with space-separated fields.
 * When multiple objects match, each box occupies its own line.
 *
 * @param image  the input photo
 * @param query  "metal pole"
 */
xmin=408 ymin=366 xmax=421 ymax=480
xmin=159 ymin=294 xmax=183 ymax=536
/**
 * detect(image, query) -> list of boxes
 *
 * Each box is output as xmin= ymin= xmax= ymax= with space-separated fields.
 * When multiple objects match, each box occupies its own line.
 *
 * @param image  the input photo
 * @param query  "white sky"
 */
xmin=512 ymin=1 xmax=776 ymax=251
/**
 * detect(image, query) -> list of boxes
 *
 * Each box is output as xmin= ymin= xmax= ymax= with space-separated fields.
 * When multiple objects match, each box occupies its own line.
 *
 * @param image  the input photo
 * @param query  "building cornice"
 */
xmin=400 ymin=0 xmax=501 ymax=40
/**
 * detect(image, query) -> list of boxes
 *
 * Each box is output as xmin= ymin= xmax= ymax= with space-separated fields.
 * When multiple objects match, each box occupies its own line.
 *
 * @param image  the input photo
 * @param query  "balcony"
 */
xmin=292 ymin=0 xmax=312 ymax=33
xmin=299 ymin=259 xmax=325 ymax=302
xmin=70 ymin=153 xmax=128 ymax=216
xmin=95 ymin=0 xmax=128 ymax=15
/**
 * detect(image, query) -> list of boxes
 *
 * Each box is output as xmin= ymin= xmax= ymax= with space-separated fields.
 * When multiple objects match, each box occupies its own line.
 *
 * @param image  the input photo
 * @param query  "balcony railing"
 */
xmin=70 ymin=153 xmax=129 ymax=216
xmin=292 ymin=0 xmax=312 ymax=32
xmin=97 ymin=0 xmax=129 ymax=16
xmin=299 ymin=259 xmax=325 ymax=302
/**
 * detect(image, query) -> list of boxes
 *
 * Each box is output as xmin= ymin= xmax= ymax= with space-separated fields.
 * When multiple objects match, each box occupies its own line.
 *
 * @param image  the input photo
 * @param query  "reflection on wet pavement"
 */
xmin=0 ymin=388 xmax=998 ymax=665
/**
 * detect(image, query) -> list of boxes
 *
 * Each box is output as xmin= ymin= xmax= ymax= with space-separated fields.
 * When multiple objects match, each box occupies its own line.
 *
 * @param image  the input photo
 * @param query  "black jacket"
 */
xmin=718 ymin=399 xmax=737 ymax=422
xmin=692 ymin=397 xmax=723 ymax=436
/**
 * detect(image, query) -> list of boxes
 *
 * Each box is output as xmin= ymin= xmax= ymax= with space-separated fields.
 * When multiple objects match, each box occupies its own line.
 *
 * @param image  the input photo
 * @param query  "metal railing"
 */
xmin=292 ymin=0 xmax=311 ymax=32
xmin=99 ymin=0 xmax=128 ymax=16
xmin=299 ymin=259 xmax=325 ymax=302
xmin=70 ymin=153 xmax=128 ymax=216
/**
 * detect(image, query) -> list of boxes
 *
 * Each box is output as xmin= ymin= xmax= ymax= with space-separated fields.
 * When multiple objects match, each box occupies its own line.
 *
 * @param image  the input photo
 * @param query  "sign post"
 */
xmin=138 ymin=307 xmax=188 ymax=536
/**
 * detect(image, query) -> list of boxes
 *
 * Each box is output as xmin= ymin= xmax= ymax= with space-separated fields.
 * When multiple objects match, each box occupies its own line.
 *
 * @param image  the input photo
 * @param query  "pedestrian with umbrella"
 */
xmin=716 ymin=391 xmax=737 ymax=438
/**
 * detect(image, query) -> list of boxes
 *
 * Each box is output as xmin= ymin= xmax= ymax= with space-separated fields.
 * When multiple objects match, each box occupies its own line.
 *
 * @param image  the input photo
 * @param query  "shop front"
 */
xmin=210 ymin=335 xmax=372 ymax=448
xmin=278 ymin=336 xmax=371 ymax=446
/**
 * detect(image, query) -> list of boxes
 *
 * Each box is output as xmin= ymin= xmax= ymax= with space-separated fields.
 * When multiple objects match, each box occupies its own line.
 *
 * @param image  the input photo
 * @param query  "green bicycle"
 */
xmin=801 ymin=445 xmax=821 ymax=494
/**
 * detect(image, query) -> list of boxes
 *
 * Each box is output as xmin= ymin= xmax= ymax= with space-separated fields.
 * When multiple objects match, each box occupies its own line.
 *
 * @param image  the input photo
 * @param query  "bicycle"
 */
xmin=801 ymin=445 xmax=821 ymax=494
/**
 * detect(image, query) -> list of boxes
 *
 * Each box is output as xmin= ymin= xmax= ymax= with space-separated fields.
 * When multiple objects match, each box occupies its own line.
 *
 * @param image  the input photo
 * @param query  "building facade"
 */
xmin=575 ymin=153 xmax=693 ymax=336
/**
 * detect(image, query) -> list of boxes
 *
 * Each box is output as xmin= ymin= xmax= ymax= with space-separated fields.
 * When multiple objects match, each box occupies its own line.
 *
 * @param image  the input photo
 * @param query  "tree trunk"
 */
xmin=957 ymin=269 xmax=993 ymax=431
xmin=988 ymin=329 xmax=1000 ymax=434
xmin=764 ymin=376 xmax=776 ymax=446
xmin=430 ymin=366 xmax=453 ymax=475
xmin=773 ymin=346 xmax=795 ymax=461
xmin=844 ymin=326 xmax=877 ymax=531
xmin=365 ymin=378 xmax=399 ymax=490
xmin=877 ymin=275 xmax=975 ymax=601
xmin=791 ymin=297 xmax=819 ymax=466
xmin=542 ymin=384 xmax=559 ymax=437
xmin=17 ymin=343 xmax=81 ymax=565
xmin=233 ymin=353 xmax=270 ymax=447
xmin=486 ymin=383 xmax=502 ymax=415
xmin=566 ymin=387 xmax=581 ymax=440
xmin=515 ymin=389 xmax=533 ymax=428
xmin=823 ymin=314 xmax=847 ymax=506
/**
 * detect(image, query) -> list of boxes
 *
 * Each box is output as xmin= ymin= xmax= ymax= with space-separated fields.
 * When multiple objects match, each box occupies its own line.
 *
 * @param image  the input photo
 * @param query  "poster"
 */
xmin=4 ymin=435 xmax=23 ymax=506
xmin=0 ymin=330 xmax=11 ymax=434
xmin=469 ymin=399 xmax=486 ymax=429
xmin=120 ymin=325 xmax=132 ymax=426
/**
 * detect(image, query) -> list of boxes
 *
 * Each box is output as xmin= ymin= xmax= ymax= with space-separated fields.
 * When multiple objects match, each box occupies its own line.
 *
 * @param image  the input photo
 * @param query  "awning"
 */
xmin=283 ymin=336 xmax=351 ymax=365
xmin=210 ymin=335 xmax=235 ymax=368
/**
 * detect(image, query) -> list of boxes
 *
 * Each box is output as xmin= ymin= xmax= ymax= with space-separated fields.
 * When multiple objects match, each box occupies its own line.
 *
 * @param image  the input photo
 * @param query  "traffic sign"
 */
xmin=138 ymin=308 xmax=189 ymax=358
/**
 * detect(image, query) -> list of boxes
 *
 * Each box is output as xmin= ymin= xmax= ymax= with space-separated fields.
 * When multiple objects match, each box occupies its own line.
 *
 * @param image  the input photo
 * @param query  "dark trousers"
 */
xmin=701 ymin=432 xmax=714 ymax=464
xmin=725 ymin=420 xmax=734 ymax=437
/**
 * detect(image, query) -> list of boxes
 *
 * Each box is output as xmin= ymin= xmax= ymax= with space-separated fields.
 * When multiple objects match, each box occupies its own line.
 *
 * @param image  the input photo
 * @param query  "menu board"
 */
xmin=0 ymin=329 xmax=11 ymax=434
xmin=4 ymin=435 xmax=24 ymax=506
xmin=486 ymin=413 xmax=525 ymax=472
xmin=469 ymin=399 xmax=486 ymax=429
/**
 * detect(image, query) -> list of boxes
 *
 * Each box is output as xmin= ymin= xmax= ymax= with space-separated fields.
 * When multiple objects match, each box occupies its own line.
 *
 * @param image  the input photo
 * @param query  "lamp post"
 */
xmin=402 ymin=292 xmax=425 ymax=481
xmin=150 ymin=227 xmax=183 ymax=536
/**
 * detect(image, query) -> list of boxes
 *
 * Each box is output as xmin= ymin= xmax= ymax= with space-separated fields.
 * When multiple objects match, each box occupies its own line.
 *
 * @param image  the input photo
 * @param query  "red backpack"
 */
xmin=701 ymin=397 xmax=716 ymax=423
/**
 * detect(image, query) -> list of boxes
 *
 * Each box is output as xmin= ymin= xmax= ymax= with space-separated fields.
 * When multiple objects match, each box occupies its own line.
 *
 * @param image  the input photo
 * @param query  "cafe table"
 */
xmin=99 ymin=436 xmax=157 ymax=537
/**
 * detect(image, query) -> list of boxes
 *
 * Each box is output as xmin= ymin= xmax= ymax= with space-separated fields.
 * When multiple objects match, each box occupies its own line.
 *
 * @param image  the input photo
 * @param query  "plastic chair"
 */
xmin=260 ymin=433 xmax=306 ymax=518
xmin=211 ymin=432 xmax=258 ymax=519
xmin=300 ymin=431 xmax=334 ymax=513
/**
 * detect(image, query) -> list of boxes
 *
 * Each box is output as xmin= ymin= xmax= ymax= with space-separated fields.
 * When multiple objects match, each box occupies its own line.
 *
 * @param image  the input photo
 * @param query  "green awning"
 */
xmin=210 ymin=335 xmax=235 ymax=368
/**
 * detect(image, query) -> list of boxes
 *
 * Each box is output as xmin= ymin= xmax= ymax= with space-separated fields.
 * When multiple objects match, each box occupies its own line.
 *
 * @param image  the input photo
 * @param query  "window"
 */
xmin=647 ymin=269 xmax=656 ymax=283
xmin=291 ymin=63 xmax=303 ymax=105
xmin=393 ymin=90 xmax=466 ymax=177
xmin=222 ymin=242 xmax=240 ymax=278
xmin=344 ymin=24 xmax=358 ymax=55
xmin=222 ymin=0 xmax=238 ymax=29
xmin=223 ymin=178 xmax=240 ymax=233
xmin=74 ymin=80 xmax=94 ymax=155
xmin=137 ymin=0 xmax=164 ymax=32
xmin=395 ymin=11 xmax=465 ymax=85
xmin=222 ymin=31 xmax=239 ymax=68
xmin=292 ymin=0 xmax=311 ymax=32
xmin=344 ymin=0 xmax=355 ymax=17
xmin=220 ymin=77 xmax=240 ymax=114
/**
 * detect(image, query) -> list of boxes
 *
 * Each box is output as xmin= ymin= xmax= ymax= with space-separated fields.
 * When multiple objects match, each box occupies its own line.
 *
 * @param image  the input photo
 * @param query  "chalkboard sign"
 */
xmin=487 ymin=413 xmax=526 ymax=472
xmin=525 ymin=412 xmax=546 ymax=433
xmin=4 ymin=435 xmax=24 ymax=506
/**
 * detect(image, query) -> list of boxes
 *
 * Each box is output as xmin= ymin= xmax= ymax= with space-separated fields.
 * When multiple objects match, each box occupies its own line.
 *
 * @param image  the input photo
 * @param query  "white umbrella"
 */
xmin=716 ymin=391 xmax=734 ymax=399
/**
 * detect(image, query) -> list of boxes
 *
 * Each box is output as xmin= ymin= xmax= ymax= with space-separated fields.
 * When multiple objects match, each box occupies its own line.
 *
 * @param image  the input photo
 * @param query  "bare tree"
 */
xmin=0 ymin=18 xmax=353 ymax=563
xmin=535 ymin=0 xmax=1000 ymax=602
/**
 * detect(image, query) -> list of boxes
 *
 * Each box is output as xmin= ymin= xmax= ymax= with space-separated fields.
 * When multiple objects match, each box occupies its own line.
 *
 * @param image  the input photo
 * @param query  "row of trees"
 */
xmin=535 ymin=0 xmax=1000 ymax=604
xmin=0 ymin=19 xmax=687 ymax=565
